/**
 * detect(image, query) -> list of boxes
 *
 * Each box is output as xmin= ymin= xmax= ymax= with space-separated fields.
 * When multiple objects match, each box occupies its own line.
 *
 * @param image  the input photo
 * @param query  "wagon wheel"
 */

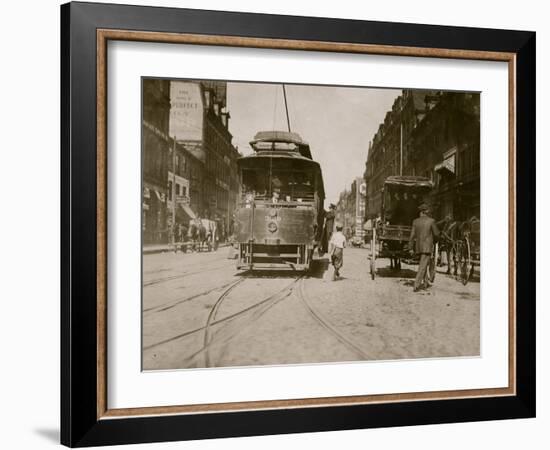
xmin=370 ymin=229 xmax=376 ymax=280
xmin=459 ymin=237 xmax=471 ymax=285
xmin=428 ymin=242 xmax=438 ymax=283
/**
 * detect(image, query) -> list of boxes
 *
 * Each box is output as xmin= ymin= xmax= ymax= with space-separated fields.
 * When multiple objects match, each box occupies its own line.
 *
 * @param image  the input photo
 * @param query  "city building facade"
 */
xmin=142 ymin=78 xmax=241 ymax=245
xmin=336 ymin=177 xmax=367 ymax=240
xmin=142 ymin=79 xmax=171 ymax=245
xmin=169 ymin=79 xmax=241 ymax=240
xmin=364 ymin=89 xmax=480 ymax=223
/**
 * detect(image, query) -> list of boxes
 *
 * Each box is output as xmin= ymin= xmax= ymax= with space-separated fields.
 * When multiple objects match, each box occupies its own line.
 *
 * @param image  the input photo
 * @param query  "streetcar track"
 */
xmin=143 ymin=254 xmax=227 ymax=276
xmin=143 ymin=280 xmax=237 ymax=314
xmin=145 ymin=276 xmax=303 ymax=364
xmin=143 ymin=263 xmax=229 ymax=287
xmin=144 ymin=274 xmax=371 ymax=365
xmin=197 ymin=276 xmax=302 ymax=367
xmin=143 ymin=288 xmax=290 ymax=352
xmin=143 ymin=267 xmax=172 ymax=276
xmin=296 ymin=277 xmax=373 ymax=360
xmin=203 ymin=290 xmax=294 ymax=367
xmin=202 ymin=278 xmax=246 ymax=367
xmin=143 ymin=278 xmax=245 ymax=351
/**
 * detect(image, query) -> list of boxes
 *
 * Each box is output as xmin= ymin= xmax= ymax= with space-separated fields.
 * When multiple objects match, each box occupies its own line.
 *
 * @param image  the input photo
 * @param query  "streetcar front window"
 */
xmin=241 ymin=168 xmax=315 ymax=203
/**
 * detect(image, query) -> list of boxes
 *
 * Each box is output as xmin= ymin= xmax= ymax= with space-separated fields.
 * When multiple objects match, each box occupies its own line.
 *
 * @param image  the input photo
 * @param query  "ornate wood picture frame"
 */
xmin=61 ymin=1 xmax=535 ymax=447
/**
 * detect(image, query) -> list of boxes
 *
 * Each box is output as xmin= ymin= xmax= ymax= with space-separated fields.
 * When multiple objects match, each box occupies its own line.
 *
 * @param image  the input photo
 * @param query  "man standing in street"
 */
xmin=329 ymin=223 xmax=346 ymax=280
xmin=409 ymin=203 xmax=440 ymax=292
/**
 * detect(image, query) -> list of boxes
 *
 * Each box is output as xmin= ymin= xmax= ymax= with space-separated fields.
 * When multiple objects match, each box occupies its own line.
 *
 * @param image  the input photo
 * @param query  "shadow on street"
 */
xmin=377 ymin=266 xmax=417 ymax=279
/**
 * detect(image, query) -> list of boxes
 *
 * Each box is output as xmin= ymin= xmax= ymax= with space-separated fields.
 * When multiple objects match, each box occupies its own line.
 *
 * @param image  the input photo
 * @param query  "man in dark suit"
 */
xmin=409 ymin=203 xmax=440 ymax=292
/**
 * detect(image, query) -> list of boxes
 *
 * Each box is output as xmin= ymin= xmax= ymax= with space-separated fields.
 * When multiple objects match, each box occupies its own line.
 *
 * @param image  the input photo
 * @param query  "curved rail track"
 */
xmin=295 ymin=278 xmax=372 ymax=360
xmin=198 ymin=276 xmax=303 ymax=367
xmin=143 ymin=276 xmax=301 ymax=355
xmin=144 ymin=272 xmax=373 ymax=367
xmin=143 ymin=262 xmax=229 ymax=287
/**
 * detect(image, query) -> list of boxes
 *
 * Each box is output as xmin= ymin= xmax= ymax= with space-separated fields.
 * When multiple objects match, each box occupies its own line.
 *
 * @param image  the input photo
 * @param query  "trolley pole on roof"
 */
xmin=282 ymin=84 xmax=291 ymax=132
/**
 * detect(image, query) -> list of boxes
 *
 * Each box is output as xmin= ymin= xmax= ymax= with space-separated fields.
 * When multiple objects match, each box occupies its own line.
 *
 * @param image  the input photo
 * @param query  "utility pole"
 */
xmin=171 ymin=136 xmax=177 ymax=246
xmin=400 ymin=122 xmax=403 ymax=176
xmin=282 ymin=84 xmax=291 ymax=132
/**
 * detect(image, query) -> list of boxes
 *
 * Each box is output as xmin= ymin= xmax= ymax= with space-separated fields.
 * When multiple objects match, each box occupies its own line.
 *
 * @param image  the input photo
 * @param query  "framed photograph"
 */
xmin=61 ymin=1 xmax=535 ymax=447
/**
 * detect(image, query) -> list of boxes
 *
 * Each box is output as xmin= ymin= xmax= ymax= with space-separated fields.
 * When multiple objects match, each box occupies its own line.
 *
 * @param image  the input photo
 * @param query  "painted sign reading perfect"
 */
xmin=169 ymin=81 xmax=203 ymax=141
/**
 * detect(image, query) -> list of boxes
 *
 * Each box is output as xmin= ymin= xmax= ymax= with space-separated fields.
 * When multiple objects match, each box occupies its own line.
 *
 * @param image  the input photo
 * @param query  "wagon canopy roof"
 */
xmin=384 ymin=175 xmax=434 ymax=189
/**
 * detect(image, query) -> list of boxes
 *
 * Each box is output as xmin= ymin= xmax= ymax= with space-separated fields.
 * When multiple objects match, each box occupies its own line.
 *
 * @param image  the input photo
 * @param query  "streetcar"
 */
xmin=366 ymin=175 xmax=435 ymax=280
xmin=233 ymin=130 xmax=325 ymax=271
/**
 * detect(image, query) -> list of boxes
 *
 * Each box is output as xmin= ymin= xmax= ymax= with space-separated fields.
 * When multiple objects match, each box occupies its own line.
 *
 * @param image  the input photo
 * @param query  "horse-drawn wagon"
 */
xmin=365 ymin=176 xmax=436 ymax=280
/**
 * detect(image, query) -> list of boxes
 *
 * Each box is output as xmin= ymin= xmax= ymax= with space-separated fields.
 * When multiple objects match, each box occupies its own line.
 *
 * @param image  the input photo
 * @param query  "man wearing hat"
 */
xmin=408 ymin=203 xmax=440 ymax=292
xmin=329 ymin=222 xmax=346 ymax=280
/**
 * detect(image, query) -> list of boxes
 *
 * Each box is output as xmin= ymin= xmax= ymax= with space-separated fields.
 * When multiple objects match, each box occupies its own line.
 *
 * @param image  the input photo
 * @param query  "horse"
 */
xmin=197 ymin=222 xmax=207 ymax=252
xmin=454 ymin=216 xmax=480 ymax=281
xmin=188 ymin=222 xmax=198 ymax=252
xmin=437 ymin=219 xmax=459 ymax=275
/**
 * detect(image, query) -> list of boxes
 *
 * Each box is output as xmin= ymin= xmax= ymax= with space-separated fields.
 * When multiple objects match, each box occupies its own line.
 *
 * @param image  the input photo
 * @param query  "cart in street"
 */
xmin=366 ymin=176 xmax=436 ymax=280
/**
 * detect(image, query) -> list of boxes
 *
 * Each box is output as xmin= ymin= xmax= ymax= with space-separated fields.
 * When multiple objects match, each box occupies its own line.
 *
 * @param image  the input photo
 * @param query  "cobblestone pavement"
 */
xmin=142 ymin=247 xmax=480 ymax=370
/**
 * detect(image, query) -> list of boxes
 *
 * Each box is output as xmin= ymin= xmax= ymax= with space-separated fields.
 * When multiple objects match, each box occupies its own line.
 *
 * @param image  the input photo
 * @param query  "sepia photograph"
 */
xmin=141 ymin=78 xmax=481 ymax=371
xmin=57 ymin=2 xmax=536 ymax=446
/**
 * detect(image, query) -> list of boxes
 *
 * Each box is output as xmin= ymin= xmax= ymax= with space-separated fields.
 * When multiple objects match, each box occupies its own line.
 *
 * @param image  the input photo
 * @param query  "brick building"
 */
xmin=364 ymin=89 xmax=480 ymax=222
xmin=405 ymin=91 xmax=480 ymax=221
xmin=364 ymin=90 xmax=434 ymax=218
xmin=170 ymin=80 xmax=241 ymax=238
xmin=142 ymin=79 xmax=171 ymax=245
xmin=166 ymin=139 xmax=205 ymax=236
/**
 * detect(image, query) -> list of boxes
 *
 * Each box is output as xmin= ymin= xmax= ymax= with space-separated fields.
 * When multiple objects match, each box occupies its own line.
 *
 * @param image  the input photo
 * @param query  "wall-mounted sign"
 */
xmin=169 ymin=82 xmax=204 ymax=141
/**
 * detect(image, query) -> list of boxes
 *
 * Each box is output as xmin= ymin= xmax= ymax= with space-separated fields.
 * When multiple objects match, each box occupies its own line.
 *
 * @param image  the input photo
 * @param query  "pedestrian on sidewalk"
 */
xmin=408 ymin=203 xmax=440 ymax=292
xmin=329 ymin=223 xmax=346 ymax=280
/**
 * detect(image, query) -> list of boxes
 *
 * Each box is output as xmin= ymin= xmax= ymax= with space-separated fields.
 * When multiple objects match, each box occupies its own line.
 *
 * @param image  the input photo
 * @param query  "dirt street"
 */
xmin=142 ymin=246 xmax=479 ymax=370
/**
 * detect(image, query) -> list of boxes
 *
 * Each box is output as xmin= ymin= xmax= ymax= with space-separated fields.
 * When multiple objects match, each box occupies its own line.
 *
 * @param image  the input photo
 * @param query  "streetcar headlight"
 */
xmin=267 ymin=222 xmax=278 ymax=233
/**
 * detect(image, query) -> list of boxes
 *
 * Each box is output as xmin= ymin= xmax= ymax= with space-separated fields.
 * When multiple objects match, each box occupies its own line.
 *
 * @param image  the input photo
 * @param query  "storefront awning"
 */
xmin=154 ymin=190 xmax=165 ymax=202
xmin=180 ymin=203 xmax=197 ymax=219
xmin=435 ymin=155 xmax=455 ymax=174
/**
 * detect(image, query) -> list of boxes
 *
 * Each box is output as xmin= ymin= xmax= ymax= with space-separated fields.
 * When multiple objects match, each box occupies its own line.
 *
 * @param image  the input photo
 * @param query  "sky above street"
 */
xmin=227 ymin=82 xmax=400 ymax=205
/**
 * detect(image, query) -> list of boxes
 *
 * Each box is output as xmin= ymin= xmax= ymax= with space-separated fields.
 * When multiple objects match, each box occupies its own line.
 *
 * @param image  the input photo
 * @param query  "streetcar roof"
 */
xmin=238 ymin=151 xmax=319 ymax=166
xmin=249 ymin=130 xmax=313 ymax=159
xmin=250 ymin=130 xmax=308 ymax=146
